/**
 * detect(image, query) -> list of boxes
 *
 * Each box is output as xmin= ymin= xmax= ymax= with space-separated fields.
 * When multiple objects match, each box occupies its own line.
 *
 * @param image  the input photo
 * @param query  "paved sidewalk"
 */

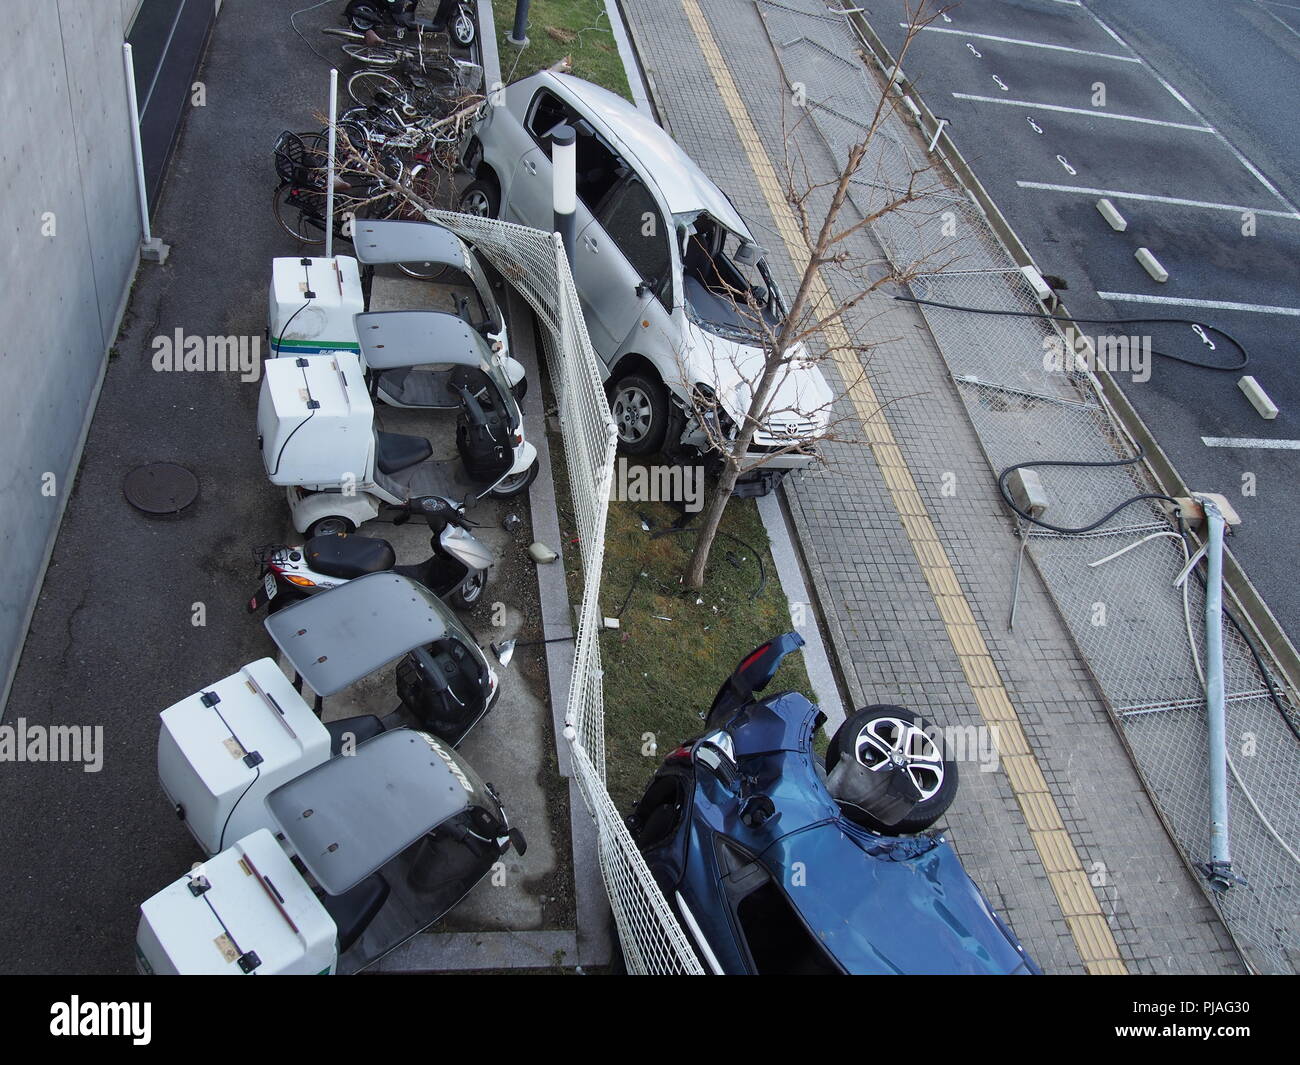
xmin=620 ymin=0 xmax=1242 ymax=974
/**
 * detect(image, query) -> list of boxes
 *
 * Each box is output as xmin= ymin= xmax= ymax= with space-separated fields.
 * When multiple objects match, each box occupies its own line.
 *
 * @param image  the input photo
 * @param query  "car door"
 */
xmin=572 ymin=172 xmax=676 ymax=363
xmin=502 ymin=88 xmax=574 ymax=226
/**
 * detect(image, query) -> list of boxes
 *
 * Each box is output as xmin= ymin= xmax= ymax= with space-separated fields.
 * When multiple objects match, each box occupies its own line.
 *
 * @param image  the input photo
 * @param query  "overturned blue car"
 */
xmin=628 ymin=633 xmax=1039 ymax=975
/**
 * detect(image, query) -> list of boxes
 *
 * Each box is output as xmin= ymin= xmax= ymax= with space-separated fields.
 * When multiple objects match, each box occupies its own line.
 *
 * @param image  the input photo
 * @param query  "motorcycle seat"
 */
xmin=320 ymin=872 xmax=390 ymax=954
xmin=305 ymin=533 xmax=397 ymax=579
xmin=376 ymin=430 xmax=433 ymax=474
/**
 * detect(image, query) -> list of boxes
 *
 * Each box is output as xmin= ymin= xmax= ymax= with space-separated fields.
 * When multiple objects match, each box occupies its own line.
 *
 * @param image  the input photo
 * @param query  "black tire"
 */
xmin=395 ymin=167 xmax=450 ymax=280
xmin=273 ymin=183 xmax=327 ymax=245
xmin=341 ymin=42 xmax=401 ymax=69
xmin=458 ymin=178 xmax=499 ymax=218
xmin=628 ymin=761 xmax=694 ymax=851
xmin=447 ymin=568 xmax=486 ymax=610
xmin=825 ymin=705 xmax=958 ymax=834
xmin=609 ymin=371 xmax=669 ymax=455
xmin=346 ymin=69 xmax=409 ymax=109
xmin=306 ymin=515 xmax=356 ymax=538
xmin=488 ymin=459 xmax=538 ymax=498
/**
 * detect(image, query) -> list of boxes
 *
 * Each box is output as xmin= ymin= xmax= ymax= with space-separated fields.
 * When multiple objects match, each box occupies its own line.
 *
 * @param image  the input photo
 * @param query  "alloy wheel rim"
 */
xmin=460 ymin=571 xmax=484 ymax=604
xmin=613 ymin=386 xmax=652 ymax=443
xmin=853 ymin=716 xmax=945 ymax=799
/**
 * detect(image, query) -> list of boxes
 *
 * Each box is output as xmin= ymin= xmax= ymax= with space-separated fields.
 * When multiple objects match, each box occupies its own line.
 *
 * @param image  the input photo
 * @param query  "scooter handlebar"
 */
xmin=407 ymin=495 xmax=478 ymax=529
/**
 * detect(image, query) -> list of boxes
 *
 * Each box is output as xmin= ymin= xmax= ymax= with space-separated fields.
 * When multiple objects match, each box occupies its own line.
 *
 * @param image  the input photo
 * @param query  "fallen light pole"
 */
xmin=552 ymin=124 xmax=577 ymax=267
xmin=1199 ymin=495 xmax=1237 ymax=892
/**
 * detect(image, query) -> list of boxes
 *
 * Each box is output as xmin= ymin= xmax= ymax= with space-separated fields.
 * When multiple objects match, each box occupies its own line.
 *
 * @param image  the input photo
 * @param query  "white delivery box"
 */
xmin=136 ymin=829 xmax=337 ymax=975
xmin=257 ymin=351 xmax=374 ymax=488
xmin=268 ymin=255 xmax=364 ymax=358
xmin=158 ymin=657 xmax=331 ymax=855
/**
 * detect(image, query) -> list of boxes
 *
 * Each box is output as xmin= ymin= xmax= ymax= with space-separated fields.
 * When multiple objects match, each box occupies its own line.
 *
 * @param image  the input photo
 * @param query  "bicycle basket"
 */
xmin=273 ymin=130 xmax=329 ymax=189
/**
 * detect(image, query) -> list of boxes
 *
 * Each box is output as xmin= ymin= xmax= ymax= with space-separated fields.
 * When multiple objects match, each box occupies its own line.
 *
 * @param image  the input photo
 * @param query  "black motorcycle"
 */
xmin=345 ymin=0 xmax=476 ymax=47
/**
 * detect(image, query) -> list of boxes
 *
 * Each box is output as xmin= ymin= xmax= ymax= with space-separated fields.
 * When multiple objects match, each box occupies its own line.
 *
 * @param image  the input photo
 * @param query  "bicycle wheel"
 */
xmin=341 ymin=42 xmax=401 ymax=69
xmin=347 ymin=69 xmax=412 ymax=111
xmin=272 ymin=183 xmax=327 ymax=245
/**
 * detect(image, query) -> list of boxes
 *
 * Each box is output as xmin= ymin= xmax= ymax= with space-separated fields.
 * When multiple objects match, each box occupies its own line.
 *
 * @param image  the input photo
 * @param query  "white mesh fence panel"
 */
xmin=423 ymin=209 xmax=703 ymax=973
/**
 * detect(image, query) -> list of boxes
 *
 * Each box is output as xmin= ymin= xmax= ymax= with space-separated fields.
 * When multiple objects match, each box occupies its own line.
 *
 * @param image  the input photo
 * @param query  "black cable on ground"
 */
xmin=894 ymin=294 xmax=1249 ymax=372
xmin=291 ymin=0 xmax=345 ymax=66
xmin=649 ymin=522 xmax=767 ymax=601
xmin=996 ymin=445 xmax=1183 ymax=535
xmin=994 ymin=447 xmax=1300 ymax=741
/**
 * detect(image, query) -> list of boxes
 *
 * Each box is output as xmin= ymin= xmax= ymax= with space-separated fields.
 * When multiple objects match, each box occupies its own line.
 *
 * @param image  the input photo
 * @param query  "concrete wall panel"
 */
xmin=0 ymin=2 xmax=139 ymax=709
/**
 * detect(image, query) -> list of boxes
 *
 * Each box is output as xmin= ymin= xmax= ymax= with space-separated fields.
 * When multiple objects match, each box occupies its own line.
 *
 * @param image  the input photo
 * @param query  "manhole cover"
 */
xmin=123 ymin=462 xmax=199 ymax=514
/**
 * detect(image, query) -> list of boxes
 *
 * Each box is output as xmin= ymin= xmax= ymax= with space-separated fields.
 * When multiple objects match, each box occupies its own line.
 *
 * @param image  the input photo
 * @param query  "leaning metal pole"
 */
xmin=1200 ymin=496 xmax=1234 ymax=891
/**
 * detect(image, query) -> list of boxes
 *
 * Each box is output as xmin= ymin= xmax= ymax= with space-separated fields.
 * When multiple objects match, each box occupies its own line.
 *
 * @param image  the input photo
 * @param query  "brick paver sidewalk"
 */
xmin=621 ymin=0 xmax=1242 ymax=974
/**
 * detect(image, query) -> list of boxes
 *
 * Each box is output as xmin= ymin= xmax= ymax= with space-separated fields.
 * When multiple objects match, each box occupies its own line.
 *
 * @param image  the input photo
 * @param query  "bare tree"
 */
xmin=679 ymin=0 xmax=955 ymax=589
xmin=328 ymin=9 xmax=960 ymax=592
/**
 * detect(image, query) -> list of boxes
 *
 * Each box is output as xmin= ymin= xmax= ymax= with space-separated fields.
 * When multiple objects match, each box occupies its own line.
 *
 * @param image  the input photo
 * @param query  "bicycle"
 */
xmin=347 ymin=57 xmax=482 ymax=114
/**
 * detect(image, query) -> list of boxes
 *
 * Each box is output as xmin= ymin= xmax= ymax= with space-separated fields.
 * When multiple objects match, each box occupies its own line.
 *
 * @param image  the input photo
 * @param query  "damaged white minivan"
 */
xmin=459 ymin=71 xmax=832 ymax=495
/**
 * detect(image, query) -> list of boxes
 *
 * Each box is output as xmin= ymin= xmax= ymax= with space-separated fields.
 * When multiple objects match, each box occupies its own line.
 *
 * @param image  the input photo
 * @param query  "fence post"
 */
xmin=122 ymin=43 xmax=169 ymax=263
xmin=508 ymin=0 xmax=531 ymax=46
xmin=325 ymin=68 xmax=338 ymax=259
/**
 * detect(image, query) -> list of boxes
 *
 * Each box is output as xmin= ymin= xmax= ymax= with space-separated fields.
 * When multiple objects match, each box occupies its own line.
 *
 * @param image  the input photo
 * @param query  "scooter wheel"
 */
xmin=452 ymin=11 xmax=476 ymax=46
xmin=487 ymin=460 xmax=539 ymax=498
xmin=307 ymin=515 xmax=356 ymax=538
xmin=448 ymin=569 xmax=486 ymax=610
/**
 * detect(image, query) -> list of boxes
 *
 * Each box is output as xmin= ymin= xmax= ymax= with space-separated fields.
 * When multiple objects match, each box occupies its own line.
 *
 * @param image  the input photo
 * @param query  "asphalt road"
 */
xmin=0 ymin=0 xmax=516 ymax=974
xmin=873 ymin=0 xmax=1300 ymax=643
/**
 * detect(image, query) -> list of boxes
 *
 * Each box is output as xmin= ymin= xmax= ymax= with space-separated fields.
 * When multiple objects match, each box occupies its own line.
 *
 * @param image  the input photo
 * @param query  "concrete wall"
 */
xmin=0 ymin=2 xmax=142 ymax=710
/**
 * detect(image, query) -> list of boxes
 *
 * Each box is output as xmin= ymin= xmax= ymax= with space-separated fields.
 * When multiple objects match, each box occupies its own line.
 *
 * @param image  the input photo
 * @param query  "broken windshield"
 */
xmin=680 ymin=217 xmax=784 ymax=343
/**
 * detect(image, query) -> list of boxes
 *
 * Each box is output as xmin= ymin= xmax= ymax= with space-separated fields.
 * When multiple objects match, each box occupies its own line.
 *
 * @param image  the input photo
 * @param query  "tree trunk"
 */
xmin=685 ymin=454 xmax=745 ymax=590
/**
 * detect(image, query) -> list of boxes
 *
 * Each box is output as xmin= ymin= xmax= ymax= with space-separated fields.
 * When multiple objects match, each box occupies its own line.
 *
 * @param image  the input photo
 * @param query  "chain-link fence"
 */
xmin=423 ymin=209 xmax=703 ymax=973
xmin=756 ymin=0 xmax=1300 ymax=973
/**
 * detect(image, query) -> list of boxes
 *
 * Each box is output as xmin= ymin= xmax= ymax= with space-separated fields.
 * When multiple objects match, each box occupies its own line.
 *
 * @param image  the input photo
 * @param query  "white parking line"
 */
xmin=1202 ymin=437 xmax=1300 ymax=450
xmin=1081 ymin=7 xmax=1300 ymax=215
xmin=1097 ymin=292 xmax=1300 ymax=317
xmin=909 ymin=24 xmax=1139 ymax=61
xmin=1014 ymin=181 xmax=1300 ymax=219
xmin=1259 ymin=8 xmax=1300 ymax=41
xmin=951 ymin=93 xmax=1214 ymax=131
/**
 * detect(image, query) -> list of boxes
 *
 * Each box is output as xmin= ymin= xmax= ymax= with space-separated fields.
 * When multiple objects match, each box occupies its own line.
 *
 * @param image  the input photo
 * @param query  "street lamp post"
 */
xmin=551 ymin=124 xmax=577 ymax=267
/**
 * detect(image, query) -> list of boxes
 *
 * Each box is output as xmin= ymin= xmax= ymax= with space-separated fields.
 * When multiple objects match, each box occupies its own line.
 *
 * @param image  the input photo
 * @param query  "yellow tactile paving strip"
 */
xmin=678 ymin=0 xmax=1127 ymax=974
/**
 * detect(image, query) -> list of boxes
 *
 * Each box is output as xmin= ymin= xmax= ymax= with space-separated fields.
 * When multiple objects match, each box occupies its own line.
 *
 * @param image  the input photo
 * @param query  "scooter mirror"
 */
xmin=490 ymin=639 xmax=516 ymax=668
